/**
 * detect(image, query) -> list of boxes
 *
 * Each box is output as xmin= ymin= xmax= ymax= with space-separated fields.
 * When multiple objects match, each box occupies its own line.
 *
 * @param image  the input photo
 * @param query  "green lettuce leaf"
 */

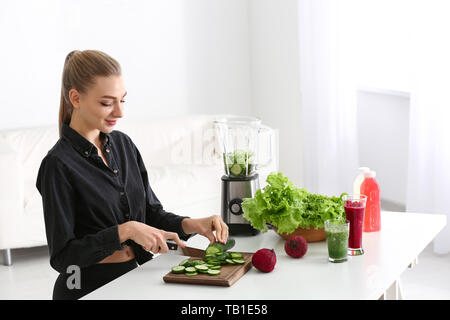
xmin=242 ymin=172 xmax=346 ymax=235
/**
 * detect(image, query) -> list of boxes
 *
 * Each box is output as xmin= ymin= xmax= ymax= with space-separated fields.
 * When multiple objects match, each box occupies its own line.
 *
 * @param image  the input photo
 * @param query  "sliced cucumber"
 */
xmin=179 ymin=259 xmax=190 ymax=266
xmin=209 ymin=263 xmax=222 ymax=269
xmin=195 ymin=264 xmax=209 ymax=271
xmin=230 ymin=252 xmax=243 ymax=258
xmin=203 ymin=256 xmax=213 ymax=261
xmin=171 ymin=266 xmax=186 ymax=274
xmin=184 ymin=267 xmax=196 ymax=273
xmin=198 ymin=269 xmax=209 ymax=274
xmin=207 ymin=261 xmax=222 ymax=266
xmin=205 ymin=246 xmax=221 ymax=256
xmin=186 ymin=272 xmax=198 ymax=276
xmin=230 ymin=163 xmax=243 ymax=176
xmin=182 ymin=260 xmax=197 ymax=268
xmin=205 ymin=239 xmax=236 ymax=254
xmin=214 ymin=253 xmax=228 ymax=261
xmin=209 ymin=265 xmax=221 ymax=270
xmin=225 ymin=258 xmax=236 ymax=265
xmin=207 ymin=269 xmax=221 ymax=276
xmin=232 ymin=259 xmax=245 ymax=264
xmin=192 ymin=260 xmax=205 ymax=265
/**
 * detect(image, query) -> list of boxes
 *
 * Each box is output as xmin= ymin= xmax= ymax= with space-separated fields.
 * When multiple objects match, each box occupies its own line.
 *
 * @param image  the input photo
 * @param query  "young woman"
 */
xmin=36 ymin=50 xmax=229 ymax=300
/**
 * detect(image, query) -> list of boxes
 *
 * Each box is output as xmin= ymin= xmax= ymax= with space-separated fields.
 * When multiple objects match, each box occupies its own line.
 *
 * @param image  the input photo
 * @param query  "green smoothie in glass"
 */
xmin=325 ymin=219 xmax=349 ymax=263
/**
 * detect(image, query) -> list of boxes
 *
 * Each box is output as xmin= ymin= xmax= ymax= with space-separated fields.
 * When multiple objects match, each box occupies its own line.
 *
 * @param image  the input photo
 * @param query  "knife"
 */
xmin=165 ymin=239 xmax=205 ymax=258
xmin=166 ymin=239 xmax=184 ymax=255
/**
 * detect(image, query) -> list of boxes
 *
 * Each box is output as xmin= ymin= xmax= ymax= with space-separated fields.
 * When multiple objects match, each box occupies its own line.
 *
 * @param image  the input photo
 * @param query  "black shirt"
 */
xmin=36 ymin=122 xmax=191 ymax=274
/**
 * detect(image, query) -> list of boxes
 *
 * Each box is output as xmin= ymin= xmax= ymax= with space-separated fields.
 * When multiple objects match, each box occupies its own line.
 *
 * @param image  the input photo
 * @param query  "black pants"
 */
xmin=53 ymin=259 xmax=138 ymax=300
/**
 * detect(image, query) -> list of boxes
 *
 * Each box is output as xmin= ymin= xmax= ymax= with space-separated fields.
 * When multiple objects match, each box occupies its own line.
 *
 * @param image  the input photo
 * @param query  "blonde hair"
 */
xmin=59 ymin=50 xmax=122 ymax=137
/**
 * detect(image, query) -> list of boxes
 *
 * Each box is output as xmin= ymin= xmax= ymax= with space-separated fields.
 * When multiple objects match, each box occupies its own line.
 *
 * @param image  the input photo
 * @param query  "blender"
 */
xmin=214 ymin=116 xmax=272 ymax=236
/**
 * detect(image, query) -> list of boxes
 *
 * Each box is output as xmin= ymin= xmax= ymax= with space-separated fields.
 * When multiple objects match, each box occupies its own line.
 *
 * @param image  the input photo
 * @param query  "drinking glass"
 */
xmin=342 ymin=194 xmax=367 ymax=256
xmin=324 ymin=219 xmax=349 ymax=263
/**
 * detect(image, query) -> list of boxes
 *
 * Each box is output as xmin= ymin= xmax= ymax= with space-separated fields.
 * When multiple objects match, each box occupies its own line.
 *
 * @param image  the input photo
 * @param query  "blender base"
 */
xmin=228 ymin=224 xmax=260 ymax=236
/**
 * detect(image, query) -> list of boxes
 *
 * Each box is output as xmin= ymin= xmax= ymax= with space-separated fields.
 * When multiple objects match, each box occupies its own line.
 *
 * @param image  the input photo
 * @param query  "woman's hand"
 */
xmin=181 ymin=215 xmax=229 ymax=245
xmin=119 ymin=221 xmax=186 ymax=254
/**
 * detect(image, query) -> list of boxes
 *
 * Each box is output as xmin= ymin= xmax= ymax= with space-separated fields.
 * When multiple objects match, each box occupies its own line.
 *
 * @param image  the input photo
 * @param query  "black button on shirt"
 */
xmin=36 ymin=123 xmax=191 ymax=274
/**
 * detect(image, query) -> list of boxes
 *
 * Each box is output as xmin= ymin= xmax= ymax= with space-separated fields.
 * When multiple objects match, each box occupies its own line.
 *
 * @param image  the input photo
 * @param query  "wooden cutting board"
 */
xmin=163 ymin=252 xmax=253 ymax=287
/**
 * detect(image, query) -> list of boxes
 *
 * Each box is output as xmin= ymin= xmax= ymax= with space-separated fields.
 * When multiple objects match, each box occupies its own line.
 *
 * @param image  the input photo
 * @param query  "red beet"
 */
xmin=284 ymin=235 xmax=308 ymax=258
xmin=252 ymin=248 xmax=276 ymax=273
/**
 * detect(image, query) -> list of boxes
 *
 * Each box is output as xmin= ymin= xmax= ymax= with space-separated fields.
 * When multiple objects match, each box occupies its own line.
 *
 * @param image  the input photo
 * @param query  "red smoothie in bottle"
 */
xmin=360 ymin=170 xmax=381 ymax=232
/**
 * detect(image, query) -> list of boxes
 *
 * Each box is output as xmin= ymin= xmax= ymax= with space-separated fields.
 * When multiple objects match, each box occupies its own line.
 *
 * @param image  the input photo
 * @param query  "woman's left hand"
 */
xmin=181 ymin=215 xmax=229 ymax=245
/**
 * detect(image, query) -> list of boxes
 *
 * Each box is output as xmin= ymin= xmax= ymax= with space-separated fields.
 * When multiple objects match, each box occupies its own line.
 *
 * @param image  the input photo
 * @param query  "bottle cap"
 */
xmin=364 ymin=170 xmax=376 ymax=178
xmin=358 ymin=167 xmax=370 ymax=174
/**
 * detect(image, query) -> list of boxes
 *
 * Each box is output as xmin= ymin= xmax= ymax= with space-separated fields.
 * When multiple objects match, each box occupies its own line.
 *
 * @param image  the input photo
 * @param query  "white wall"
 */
xmin=0 ymin=0 xmax=189 ymax=129
xmin=0 ymin=0 xmax=253 ymax=130
xmin=183 ymin=0 xmax=252 ymax=116
xmin=357 ymin=89 xmax=410 ymax=208
xmin=248 ymin=0 xmax=303 ymax=187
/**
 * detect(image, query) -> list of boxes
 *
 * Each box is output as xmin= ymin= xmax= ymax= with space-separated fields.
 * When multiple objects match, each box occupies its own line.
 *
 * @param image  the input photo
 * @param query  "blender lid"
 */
xmin=214 ymin=116 xmax=261 ymax=126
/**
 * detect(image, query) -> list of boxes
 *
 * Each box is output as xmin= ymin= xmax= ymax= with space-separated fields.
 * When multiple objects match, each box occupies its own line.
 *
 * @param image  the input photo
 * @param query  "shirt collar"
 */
xmin=61 ymin=122 xmax=111 ymax=157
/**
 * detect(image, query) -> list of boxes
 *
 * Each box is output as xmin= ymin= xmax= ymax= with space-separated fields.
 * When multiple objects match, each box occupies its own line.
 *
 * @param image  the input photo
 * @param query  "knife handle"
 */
xmin=166 ymin=240 xmax=178 ymax=250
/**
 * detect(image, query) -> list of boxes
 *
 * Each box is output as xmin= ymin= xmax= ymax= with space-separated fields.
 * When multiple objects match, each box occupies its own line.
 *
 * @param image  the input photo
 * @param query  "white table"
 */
xmin=83 ymin=211 xmax=446 ymax=300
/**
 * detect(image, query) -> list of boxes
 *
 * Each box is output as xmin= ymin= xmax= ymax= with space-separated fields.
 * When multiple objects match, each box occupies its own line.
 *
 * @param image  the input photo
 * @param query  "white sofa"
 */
xmin=0 ymin=114 xmax=278 ymax=265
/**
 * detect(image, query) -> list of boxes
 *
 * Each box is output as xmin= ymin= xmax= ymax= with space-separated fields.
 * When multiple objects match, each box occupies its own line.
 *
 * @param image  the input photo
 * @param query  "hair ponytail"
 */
xmin=58 ymin=50 xmax=122 ymax=137
xmin=58 ymin=91 xmax=73 ymax=137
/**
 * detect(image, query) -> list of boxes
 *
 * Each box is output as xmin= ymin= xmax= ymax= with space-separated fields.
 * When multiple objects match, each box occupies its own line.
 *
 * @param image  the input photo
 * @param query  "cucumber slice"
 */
xmin=209 ymin=265 xmax=221 ymax=270
xmin=171 ymin=266 xmax=186 ymax=274
xmin=205 ymin=246 xmax=221 ymax=256
xmin=179 ymin=259 xmax=190 ymax=266
xmin=230 ymin=252 xmax=243 ymax=258
xmin=182 ymin=260 xmax=197 ymax=268
xmin=232 ymin=259 xmax=245 ymax=264
xmin=207 ymin=269 xmax=221 ymax=276
xmin=206 ymin=239 xmax=236 ymax=253
xmin=214 ymin=253 xmax=228 ymax=261
xmin=186 ymin=272 xmax=198 ymax=276
xmin=230 ymin=163 xmax=242 ymax=176
xmin=198 ymin=269 xmax=209 ymax=274
xmin=184 ymin=267 xmax=196 ymax=273
xmin=192 ymin=260 xmax=205 ymax=265
xmin=195 ymin=264 xmax=209 ymax=271
xmin=225 ymin=258 xmax=236 ymax=265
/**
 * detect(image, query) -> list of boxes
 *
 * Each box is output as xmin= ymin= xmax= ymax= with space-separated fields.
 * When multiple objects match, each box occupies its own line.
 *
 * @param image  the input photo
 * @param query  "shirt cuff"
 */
xmin=178 ymin=216 xmax=194 ymax=241
xmin=101 ymin=225 xmax=123 ymax=256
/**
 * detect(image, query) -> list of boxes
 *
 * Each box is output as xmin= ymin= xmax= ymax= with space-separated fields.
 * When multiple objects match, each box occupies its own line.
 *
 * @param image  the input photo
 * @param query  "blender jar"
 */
xmin=214 ymin=116 xmax=271 ymax=178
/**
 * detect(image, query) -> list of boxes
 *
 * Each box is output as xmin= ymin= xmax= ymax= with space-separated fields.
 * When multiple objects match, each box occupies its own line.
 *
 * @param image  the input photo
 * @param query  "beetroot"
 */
xmin=284 ymin=235 xmax=308 ymax=258
xmin=252 ymin=248 xmax=276 ymax=273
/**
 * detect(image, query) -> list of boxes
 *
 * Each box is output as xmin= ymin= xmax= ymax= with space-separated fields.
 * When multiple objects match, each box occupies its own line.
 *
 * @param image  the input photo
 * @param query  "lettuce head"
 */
xmin=242 ymin=172 xmax=346 ymax=234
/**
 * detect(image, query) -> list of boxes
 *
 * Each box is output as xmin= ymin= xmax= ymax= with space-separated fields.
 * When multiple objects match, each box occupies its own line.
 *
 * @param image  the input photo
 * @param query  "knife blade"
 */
xmin=165 ymin=240 xmax=206 ymax=258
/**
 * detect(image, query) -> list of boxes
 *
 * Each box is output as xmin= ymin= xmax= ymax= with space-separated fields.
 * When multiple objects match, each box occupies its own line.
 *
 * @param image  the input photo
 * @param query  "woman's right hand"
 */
xmin=119 ymin=221 xmax=186 ymax=254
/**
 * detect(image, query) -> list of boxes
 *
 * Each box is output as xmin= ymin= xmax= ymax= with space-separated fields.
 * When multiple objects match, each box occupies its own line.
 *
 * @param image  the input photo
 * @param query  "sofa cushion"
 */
xmin=0 ymin=125 xmax=59 ymax=212
xmin=114 ymin=115 xmax=222 ymax=167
